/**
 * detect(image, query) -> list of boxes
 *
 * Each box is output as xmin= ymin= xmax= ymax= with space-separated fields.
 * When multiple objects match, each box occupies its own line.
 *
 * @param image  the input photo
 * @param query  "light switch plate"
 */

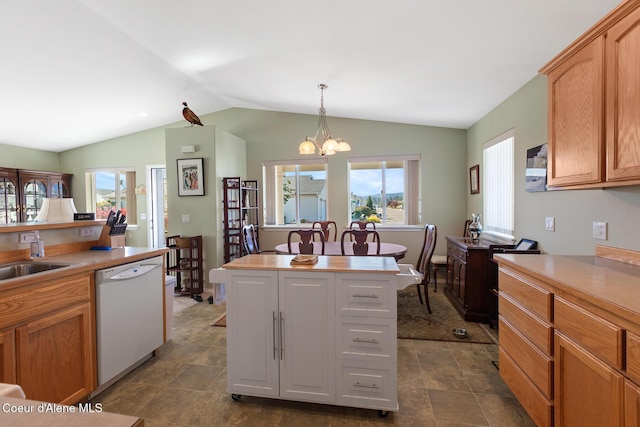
xmin=182 ymin=214 xmax=190 ymax=223
xmin=545 ymin=217 xmax=555 ymax=232
xmin=19 ymin=232 xmax=38 ymax=243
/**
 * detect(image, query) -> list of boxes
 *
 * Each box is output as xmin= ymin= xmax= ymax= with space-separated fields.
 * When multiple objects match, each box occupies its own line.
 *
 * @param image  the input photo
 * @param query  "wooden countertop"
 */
xmin=0 ymin=247 xmax=168 ymax=292
xmin=0 ymin=220 xmax=105 ymax=233
xmin=495 ymin=253 xmax=640 ymax=328
xmin=0 ymin=396 xmax=143 ymax=426
xmin=222 ymin=254 xmax=399 ymax=274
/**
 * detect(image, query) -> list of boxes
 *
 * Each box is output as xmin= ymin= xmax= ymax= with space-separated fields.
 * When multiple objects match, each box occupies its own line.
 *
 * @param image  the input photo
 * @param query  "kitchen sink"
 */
xmin=0 ymin=261 xmax=72 ymax=281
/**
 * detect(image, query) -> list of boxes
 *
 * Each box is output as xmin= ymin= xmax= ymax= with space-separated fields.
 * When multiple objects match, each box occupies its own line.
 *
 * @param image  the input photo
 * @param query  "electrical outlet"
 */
xmin=593 ymin=222 xmax=607 ymax=240
xmin=182 ymin=214 xmax=190 ymax=224
xmin=19 ymin=232 xmax=38 ymax=243
xmin=79 ymin=228 xmax=97 ymax=237
xmin=545 ymin=217 xmax=555 ymax=232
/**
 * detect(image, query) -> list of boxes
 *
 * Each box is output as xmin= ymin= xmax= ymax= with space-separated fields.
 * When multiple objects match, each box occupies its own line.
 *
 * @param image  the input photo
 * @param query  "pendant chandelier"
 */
xmin=298 ymin=84 xmax=351 ymax=156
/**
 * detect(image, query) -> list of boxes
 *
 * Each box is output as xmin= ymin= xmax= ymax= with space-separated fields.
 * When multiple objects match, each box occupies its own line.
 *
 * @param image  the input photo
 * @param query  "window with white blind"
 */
xmin=348 ymin=155 xmax=421 ymax=226
xmin=482 ymin=130 xmax=514 ymax=240
xmin=263 ymin=159 xmax=328 ymax=225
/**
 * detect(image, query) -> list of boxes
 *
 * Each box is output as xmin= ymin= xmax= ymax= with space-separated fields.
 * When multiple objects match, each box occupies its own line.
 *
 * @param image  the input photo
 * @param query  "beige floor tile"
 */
xmin=475 ymin=393 xmax=536 ymax=427
xmin=428 ymin=389 xmax=489 ymax=425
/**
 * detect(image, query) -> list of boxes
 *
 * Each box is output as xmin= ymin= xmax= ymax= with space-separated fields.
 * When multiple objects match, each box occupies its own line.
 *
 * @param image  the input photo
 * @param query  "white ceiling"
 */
xmin=0 ymin=0 xmax=620 ymax=152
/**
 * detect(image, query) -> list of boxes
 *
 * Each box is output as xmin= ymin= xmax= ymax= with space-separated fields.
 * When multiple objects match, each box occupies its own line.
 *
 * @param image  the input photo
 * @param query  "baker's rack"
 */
xmin=166 ymin=235 xmax=203 ymax=300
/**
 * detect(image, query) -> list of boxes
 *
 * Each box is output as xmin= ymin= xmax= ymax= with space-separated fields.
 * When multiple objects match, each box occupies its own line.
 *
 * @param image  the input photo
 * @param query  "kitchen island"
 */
xmin=219 ymin=254 xmax=400 ymax=415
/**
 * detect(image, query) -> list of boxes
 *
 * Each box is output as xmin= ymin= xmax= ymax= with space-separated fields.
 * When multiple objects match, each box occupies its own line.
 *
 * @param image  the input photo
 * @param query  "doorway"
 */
xmin=147 ymin=166 xmax=167 ymax=248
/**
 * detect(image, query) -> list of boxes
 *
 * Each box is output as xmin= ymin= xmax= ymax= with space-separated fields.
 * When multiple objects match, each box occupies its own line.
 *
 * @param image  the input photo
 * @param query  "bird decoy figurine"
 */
xmin=182 ymin=102 xmax=203 ymax=126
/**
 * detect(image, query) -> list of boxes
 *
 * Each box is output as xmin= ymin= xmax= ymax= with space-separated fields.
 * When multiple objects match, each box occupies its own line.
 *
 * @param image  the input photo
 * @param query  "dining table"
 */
xmin=274 ymin=241 xmax=407 ymax=261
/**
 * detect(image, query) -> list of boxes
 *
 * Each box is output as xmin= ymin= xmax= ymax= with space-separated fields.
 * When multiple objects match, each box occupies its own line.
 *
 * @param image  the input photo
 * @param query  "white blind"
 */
xmin=482 ymin=131 xmax=514 ymax=239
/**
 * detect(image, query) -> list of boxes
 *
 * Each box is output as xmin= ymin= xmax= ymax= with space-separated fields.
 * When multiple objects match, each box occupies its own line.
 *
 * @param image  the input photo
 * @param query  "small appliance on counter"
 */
xmin=96 ymin=210 xmax=127 ymax=248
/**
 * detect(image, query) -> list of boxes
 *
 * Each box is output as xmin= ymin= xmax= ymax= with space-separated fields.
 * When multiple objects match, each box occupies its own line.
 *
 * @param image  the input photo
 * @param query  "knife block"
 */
xmin=97 ymin=225 xmax=125 ymax=248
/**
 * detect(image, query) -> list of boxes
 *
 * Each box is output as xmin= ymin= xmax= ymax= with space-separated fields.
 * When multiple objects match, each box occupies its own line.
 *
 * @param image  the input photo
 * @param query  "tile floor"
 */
xmin=90 ymin=293 xmax=535 ymax=426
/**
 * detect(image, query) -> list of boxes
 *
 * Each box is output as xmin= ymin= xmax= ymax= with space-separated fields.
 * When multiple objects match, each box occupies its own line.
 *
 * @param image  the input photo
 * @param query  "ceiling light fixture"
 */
xmin=298 ymin=84 xmax=350 ymax=156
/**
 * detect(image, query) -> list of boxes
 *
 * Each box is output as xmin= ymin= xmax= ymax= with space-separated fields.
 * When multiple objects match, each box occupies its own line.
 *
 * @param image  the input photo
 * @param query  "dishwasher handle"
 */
xmin=107 ymin=264 xmax=159 ymax=280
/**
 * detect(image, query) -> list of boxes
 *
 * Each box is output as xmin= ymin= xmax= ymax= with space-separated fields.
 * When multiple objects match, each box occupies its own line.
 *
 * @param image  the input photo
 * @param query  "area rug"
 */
xmin=211 ymin=313 xmax=226 ymax=327
xmin=397 ymin=286 xmax=495 ymax=344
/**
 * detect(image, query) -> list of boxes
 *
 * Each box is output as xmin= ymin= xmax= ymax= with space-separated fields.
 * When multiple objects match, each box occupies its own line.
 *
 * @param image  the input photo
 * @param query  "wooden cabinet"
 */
xmin=606 ymin=6 xmax=640 ymax=182
xmin=222 ymin=177 xmax=259 ymax=262
xmin=541 ymin=1 xmax=640 ymax=189
xmin=554 ymin=332 xmax=624 ymax=427
xmin=0 ymin=167 xmax=72 ymax=223
xmin=495 ymin=248 xmax=640 ymax=427
xmin=445 ymin=237 xmax=490 ymax=323
xmin=225 ymin=269 xmax=336 ymax=403
xmin=223 ymin=255 xmax=398 ymax=413
xmin=166 ymin=235 xmax=203 ymax=298
xmin=0 ymin=272 xmax=95 ymax=404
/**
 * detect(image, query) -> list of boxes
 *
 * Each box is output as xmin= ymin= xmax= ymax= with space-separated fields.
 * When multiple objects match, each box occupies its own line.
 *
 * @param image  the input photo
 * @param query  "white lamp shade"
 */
xmin=34 ymin=198 xmax=77 ymax=222
xmin=335 ymin=141 xmax=351 ymax=152
xmin=299 ymin=139 xmax=316 ymax=155
xmin=321 ymin=138 xmax=338 ymax=153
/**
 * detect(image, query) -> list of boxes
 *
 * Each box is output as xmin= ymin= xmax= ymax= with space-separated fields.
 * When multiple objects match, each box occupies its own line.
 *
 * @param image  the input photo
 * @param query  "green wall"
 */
xmin=0 ymin=143 xmax=61 ymax=171
xmin=467 ymin=74 xmax=640 ymax=254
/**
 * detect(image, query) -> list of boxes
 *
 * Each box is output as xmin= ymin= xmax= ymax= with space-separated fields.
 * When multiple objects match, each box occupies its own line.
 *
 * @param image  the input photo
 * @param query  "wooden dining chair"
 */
xmin=312 ymin=220 xmax=337 ymax=242
xmin=287 ymin=229 xmax=325 ymax=255
xmin=416 ymin=224 xmax=437 ymax=313
xmin=242 ymin=224 xmax=260 ymax=255
xmin=348 ymin=221 xmax=378 ymax=242
xmin=340 ymin=229 xmax=380 ymax=256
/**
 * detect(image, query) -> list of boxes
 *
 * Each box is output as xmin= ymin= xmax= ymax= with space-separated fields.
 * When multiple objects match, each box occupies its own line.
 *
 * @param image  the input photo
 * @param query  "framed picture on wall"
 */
xmin=525 ymin=144 xmax=548 ymax=192
xmin=470 ymin=164 xmax=480 ymax=194
xmin=177 ymin=158 xmax=205 ymax=196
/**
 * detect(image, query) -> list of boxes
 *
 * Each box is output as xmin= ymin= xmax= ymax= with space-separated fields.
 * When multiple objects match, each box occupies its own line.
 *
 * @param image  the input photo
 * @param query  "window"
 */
xmin=85 ymin=169 xmax=137 ymax=224
xmin=348 ymin=155 xmax=420 ymax=225
xmin=482 ymin=129 xmax=514 ymax=240
xmin=263 ymin=160 xmax=328 ymax=225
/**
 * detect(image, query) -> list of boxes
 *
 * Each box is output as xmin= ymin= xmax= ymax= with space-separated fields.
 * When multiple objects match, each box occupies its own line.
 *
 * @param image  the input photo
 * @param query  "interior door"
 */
xmin=148 ymin=166 xmax=167 ymax=248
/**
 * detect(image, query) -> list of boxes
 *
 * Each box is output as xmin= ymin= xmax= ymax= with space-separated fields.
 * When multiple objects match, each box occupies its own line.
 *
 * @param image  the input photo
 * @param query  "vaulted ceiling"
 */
xmin=0 ymin=0 xmax=620 ymax=152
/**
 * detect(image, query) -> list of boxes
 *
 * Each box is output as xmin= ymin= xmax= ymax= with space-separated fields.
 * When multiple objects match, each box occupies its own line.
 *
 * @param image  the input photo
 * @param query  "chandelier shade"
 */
xmin=298 ymin=84 xmax=350 ymax=156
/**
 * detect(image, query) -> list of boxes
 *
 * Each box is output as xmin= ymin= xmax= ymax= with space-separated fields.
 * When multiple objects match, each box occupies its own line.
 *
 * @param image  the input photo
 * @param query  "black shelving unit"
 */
xmin=223 ymin=177 xmax=259 ymax=262
xmin=166 ymin=235 xmax=203 ymax=300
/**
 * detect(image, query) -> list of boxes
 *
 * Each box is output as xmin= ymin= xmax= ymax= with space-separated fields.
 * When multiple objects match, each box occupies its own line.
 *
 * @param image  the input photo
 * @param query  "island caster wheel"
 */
xmin=378 ymin=410 xmax=389 ymax=418
xmin=231 ymin=394 xmax=241 ymax=401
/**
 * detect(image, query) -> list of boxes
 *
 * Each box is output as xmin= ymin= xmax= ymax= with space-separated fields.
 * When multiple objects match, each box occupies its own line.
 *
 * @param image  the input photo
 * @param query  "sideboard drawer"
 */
xmin=627 ymin=332 xmax=640 ymax=384
xmin=499 ymin=293 xmax=553 ymax=355
xmin=554 ymin=296 xmax=623 ymax=369
xmin=447 ymin=242 xmax=467 ymax=262
xmin=499 ymin=269 xmax=552 ymax=322
xmin=336 ymin=274 xmax=396 ymax=318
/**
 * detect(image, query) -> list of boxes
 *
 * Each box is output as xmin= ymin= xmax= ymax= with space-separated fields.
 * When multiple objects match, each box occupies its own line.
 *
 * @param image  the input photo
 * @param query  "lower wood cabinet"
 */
xmin=554 ymin=332 xmax=624 ymax=427
xmin=224 ymin=262 xmax=398 ymax=412
xmin=0 ymin=272 xmax=96 ymax=404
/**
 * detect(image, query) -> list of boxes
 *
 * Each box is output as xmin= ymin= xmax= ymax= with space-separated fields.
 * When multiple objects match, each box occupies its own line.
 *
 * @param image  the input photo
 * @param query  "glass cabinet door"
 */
xmin=0 ymin=178 xmax=18 ymax=224
xmin=23 ymin=179 xmax=47 ymax=222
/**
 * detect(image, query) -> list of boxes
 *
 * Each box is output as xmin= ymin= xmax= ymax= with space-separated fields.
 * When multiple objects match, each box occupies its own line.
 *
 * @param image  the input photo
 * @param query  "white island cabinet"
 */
xmin=220 ymin=254 xmax=400 ymax=414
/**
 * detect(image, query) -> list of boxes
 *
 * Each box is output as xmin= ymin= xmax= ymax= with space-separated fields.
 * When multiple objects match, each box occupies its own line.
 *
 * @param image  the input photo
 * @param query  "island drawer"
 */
xmin=554 ymin=296 xmax=623 ymax=369
xmin=337 ymin=317 xmax=395 ymax=362
xmin=336 ymin=361 xmax=396 ymax=410
xmin=336 ymin=273 xmax=396 ymax=318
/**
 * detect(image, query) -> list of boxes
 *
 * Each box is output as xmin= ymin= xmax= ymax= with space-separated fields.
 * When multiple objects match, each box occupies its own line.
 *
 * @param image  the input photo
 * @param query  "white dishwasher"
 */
xmin=93 ymin=256 xmax=164 ymax=395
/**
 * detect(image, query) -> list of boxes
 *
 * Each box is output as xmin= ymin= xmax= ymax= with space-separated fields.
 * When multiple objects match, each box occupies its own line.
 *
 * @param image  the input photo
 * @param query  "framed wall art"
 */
xmin=177 ymin=158 xmax=205 ymax=196
xmin=470 ymin=164 xmax=480 ymax=194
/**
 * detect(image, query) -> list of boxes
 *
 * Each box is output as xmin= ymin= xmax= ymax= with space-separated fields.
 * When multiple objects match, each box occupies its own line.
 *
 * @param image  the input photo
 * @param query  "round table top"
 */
xmin=274 ymin=241 xmax=407 ymax=260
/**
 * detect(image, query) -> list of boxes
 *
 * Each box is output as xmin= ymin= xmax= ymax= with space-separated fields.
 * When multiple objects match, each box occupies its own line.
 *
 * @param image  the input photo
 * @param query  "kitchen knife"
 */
xmin=106 ymin=210 xmax=115 ymax=226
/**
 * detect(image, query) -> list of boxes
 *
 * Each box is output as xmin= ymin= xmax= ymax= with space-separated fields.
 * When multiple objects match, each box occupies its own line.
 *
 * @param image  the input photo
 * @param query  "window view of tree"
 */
xmin=278 ymin=164 xmax=327 ymax=224
xmin=349 ymin=160 xmax=405 ymax=224
xmin=86 ymin=170 xmax=136 ymax=223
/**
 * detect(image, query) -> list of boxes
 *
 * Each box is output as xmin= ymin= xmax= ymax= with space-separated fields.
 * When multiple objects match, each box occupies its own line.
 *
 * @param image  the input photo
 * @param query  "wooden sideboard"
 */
xmin=495 ymin=245 xmax=640 ymax=427
xmin=444 ymin=237 xmax=491 ymax=323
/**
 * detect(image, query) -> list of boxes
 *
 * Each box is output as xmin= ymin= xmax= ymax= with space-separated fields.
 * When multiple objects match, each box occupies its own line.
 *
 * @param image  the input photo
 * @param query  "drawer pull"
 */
xmin=354 ymin=381 xmax=379 ymax=389
xmin=353 ymin=338 xmax=379 ymax=344
xmin=352 ymin=294 xmax=379 ymax=299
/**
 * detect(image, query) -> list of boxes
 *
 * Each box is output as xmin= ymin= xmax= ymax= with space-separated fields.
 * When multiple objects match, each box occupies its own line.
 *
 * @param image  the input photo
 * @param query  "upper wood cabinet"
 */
xmin=0 ymin=167 xmax=72 ymax=223
xmin=541 ymin=1 xmax=640 ymax=189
